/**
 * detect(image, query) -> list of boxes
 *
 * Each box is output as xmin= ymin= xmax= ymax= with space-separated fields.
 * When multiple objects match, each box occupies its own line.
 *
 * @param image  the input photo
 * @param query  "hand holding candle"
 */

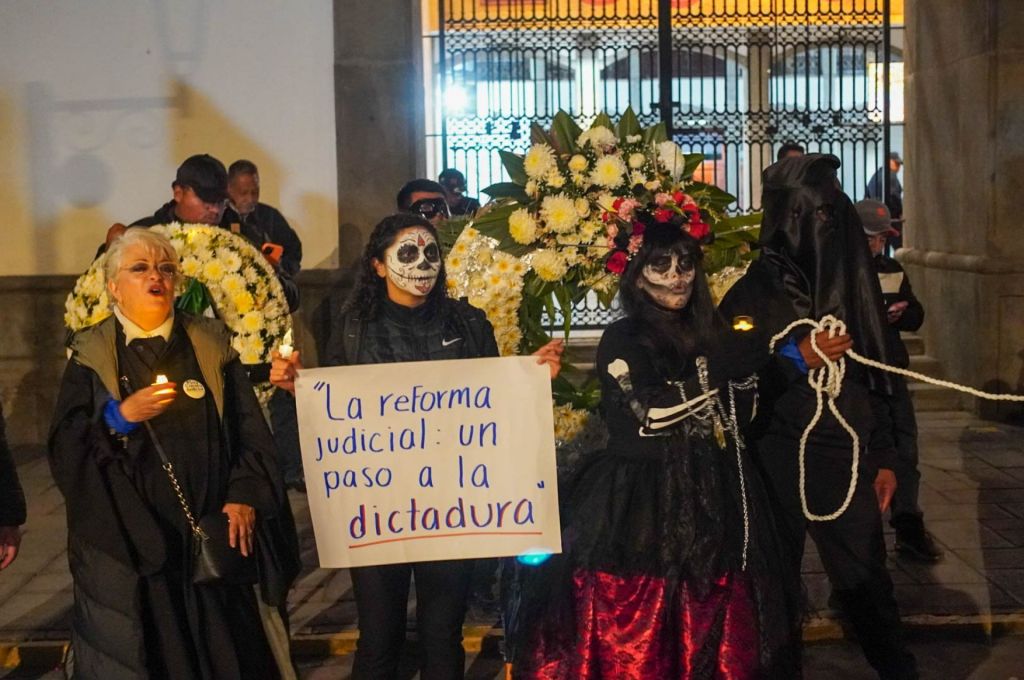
xmin=120 ymin=377 xmax=177 ymax=423
xmin=278 ymin=329 xmax=294 ymax=359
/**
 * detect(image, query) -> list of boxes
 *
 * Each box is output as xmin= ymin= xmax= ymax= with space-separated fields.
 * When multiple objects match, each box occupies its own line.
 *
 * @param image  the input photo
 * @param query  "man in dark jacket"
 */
xmin=0 ymin=402 xmax=26 ymax=571
xmin=857 ymin=199 xmax=941 ymax=563
xmin=223 ymin=160 xmax=303 ymax=313
xmin=720 ymin=155 xmax=918 ymax=679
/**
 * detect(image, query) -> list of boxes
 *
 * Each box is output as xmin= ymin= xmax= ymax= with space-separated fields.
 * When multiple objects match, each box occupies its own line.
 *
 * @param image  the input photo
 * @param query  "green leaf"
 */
xmin=482 ymin=182 xmax=529 ymax=202
xmin=683 ymin=153 xmax=705 ymax=179
xmin=530 ymin=122 xmax=556 ymax=148
xmin=715 ymin=212 xmax=762 ymax=231
xmin=550 ymin=111 xmax=583 ymax=154
xmin=591 ymin=112 xmax=614 ymax=131
xmin=436 ymin=215 xmax=469 ymax=251
xmin=617 ymin=107 xmax=641 ymax=140
xmin=642 ymin=121 xmax=668 ymax=145
xmin=175 ymin=279 xmax=212 ymax=316
xmin=688 ymin=181 xmax=736 ymax=209
xmin=499 ymin=150 xmax=527 ymax=184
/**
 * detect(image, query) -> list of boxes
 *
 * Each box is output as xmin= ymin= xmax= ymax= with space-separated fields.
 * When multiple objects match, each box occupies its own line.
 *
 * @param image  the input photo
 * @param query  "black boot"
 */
xmin=833 ymin=576 xmax=918 ymax=680
xmin=891 ymin=513 xmax=943 ymax=563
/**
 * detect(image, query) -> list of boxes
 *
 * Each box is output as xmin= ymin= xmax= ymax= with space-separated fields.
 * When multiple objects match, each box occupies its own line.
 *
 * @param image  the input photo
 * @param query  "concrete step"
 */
xmin=908 ymin=354 xmax=944 ymax=379
xmin=908 ymin=381 xmax=963 ymax=412
xmin=902 ymin=333 xmax=925 ymax=356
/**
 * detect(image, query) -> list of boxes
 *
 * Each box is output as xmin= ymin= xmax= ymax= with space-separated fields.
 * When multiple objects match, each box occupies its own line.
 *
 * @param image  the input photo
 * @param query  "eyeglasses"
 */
xmin=121 ymin=262 xmax=179 ymax=279
xmin=409 ymin=197 xmax=451 ymax=220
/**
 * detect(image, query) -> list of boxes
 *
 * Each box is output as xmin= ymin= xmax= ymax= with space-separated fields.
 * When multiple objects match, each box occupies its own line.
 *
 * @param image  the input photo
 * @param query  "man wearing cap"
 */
xmin=866 ymin=151 xmax=904 ymax=250
xmin=438 ymin=168 xmax=481 ymax=217
xmin=857 ymin=199 xmax=941 ymax=564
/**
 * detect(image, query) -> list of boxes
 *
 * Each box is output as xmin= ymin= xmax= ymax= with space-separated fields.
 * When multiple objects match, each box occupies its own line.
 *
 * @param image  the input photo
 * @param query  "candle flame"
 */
xmin=732 ymin=316 xmax=755 ymax=332
xmin=154 ymin=374 xmax=169 ymax=384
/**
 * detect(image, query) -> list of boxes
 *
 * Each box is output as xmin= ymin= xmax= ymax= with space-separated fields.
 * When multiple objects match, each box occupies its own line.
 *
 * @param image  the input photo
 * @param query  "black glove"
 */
xmin=705 ymin=325 xmax=769 ymax=385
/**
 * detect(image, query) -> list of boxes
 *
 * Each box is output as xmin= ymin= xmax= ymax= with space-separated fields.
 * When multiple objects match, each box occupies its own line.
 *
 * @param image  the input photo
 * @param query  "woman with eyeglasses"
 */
xmin=49 ymin=228 xmax=289 ymax=679
xmin=271 ymin=213 xmax=563 ymax=680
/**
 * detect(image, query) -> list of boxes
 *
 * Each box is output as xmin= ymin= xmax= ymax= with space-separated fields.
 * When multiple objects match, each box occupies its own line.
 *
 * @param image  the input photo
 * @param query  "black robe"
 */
xmin=49 ymin=315 xmax=285 ymax=680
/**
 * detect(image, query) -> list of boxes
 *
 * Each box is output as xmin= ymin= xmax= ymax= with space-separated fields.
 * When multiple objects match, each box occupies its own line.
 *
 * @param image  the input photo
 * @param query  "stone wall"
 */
xmin=902 ymin=0 xmax=1024 ymax=419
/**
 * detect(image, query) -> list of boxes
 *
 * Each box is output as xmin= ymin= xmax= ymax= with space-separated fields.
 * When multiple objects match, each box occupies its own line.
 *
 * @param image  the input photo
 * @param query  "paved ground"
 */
xmin=2 ymin=409 xmax=1024 ymax=678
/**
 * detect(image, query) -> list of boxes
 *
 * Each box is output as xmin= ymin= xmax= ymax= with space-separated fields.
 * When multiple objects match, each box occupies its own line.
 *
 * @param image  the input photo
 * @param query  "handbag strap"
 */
xmin=119 ymin=376 xmax=208 ymax=541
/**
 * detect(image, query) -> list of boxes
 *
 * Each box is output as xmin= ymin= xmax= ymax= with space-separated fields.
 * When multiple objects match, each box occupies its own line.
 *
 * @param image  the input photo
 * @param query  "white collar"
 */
xmin=113 ymin=306 xmax=175 ymax=345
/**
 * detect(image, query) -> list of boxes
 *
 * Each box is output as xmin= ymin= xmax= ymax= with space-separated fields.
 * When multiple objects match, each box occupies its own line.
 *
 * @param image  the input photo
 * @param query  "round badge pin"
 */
xmin=182 ymin=379 xmax=206 ymax=399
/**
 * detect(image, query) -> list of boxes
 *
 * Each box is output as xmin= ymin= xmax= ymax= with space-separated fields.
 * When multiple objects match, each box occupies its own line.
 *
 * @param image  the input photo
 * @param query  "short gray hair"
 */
xmin=104 ymin=227 xmax=180 ymax=283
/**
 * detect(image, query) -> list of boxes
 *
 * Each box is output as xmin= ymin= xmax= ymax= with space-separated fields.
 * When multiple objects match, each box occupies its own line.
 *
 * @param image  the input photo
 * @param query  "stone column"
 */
xmin=333 ymin=0 xmax=424 ymax=274
xmin=900 ymin=0 xmax=1024 ymax=417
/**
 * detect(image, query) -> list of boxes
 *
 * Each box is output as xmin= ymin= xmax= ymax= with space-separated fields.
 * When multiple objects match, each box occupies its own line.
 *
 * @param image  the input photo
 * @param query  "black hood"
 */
xmin=753 ymin=153 xmax=895 ymax=393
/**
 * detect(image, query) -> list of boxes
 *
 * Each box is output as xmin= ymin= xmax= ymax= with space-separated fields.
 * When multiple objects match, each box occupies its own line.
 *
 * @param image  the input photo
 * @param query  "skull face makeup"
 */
xmin=385 ymin=227 xmax=441 ymax=297
xmin=639 ymin=250 xmax=696 ymax=310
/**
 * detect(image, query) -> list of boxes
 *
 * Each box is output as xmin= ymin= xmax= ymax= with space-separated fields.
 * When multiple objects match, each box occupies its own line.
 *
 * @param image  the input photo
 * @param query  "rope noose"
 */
xmin=769 ymin=315 xmax=1024 ymax=522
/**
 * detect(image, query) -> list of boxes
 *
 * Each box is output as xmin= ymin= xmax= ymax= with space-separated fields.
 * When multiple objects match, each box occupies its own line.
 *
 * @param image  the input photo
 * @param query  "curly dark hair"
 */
xmin=618 ymin=224 xmax=721 ymax=369
xmin=343 ymin=213 xmax=449 ymax=319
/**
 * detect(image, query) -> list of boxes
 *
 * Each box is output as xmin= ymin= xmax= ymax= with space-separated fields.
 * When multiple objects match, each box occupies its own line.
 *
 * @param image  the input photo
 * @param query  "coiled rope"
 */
xmin=769 ymin=315 xmax=1024 ymax=522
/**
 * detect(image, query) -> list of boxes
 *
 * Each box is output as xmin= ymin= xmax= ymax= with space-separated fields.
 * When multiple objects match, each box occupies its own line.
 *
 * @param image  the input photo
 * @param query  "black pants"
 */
xmin=758 ymin=436 xmax=918 ymax=680
xmin=350 ymin=559 xmax=474 ymax=680
xmin=269 ymin=389 xmax=303 ymax=485
xmin=881 ymin=381 xmax=922 ymax=520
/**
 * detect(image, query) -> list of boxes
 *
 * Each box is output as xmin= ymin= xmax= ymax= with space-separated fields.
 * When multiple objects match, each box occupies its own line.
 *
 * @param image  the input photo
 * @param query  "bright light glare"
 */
xmin=516 ymin=549 xmax=553 ymax=566
xmin=446 ymin=84 xmax=468 ymax=113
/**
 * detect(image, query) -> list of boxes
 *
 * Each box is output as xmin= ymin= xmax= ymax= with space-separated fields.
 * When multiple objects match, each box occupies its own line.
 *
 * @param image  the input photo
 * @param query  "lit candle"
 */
xmin=279 ymin=329 xmax=294 ymax=359
xmin=732 ymin=316 xmax=755 ymax=332
xmin=154 ymin=374 xmax=169 ymax=385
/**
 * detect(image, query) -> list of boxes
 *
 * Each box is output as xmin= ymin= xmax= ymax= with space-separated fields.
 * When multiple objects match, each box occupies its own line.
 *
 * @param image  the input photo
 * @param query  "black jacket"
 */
xmin=0 ymin=403 xmax=26 ymax=527
xmin=221 ymin=203 xmax=303 ymax=311
xmin=873 ymin=254 xmax=924 ymax=369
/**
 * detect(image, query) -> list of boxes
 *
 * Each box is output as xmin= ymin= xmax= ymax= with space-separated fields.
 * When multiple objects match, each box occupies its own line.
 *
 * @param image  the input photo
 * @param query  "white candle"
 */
xmin=154 ymin=374 xmax=169 ymax=385
xmin=279 ymin=329 xmax=294 ymax=359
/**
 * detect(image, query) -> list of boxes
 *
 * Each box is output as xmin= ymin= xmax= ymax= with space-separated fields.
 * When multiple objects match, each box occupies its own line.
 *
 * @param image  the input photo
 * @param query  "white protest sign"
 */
xmin=294 ymin=356 xmax=562 ymax=568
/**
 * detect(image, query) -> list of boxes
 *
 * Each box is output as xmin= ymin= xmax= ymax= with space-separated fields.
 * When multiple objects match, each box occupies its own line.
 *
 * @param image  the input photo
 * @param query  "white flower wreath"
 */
xmin=65 ymin=223 xmax=292 ymax=401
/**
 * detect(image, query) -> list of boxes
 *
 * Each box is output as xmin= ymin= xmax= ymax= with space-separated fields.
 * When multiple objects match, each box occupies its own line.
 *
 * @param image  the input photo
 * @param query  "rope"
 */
xmin=769 ymin=315 xmax=1024 ymax=522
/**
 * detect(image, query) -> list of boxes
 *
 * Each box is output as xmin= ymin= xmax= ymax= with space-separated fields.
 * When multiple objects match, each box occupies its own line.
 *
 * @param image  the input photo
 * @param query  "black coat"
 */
xmin=0 ymin=403 xmax=26 ymax=527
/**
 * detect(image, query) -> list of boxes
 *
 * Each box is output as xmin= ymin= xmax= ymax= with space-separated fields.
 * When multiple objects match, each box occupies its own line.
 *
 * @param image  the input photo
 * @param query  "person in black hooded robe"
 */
xmin=719 ymin=154 xmax=918 ymax=679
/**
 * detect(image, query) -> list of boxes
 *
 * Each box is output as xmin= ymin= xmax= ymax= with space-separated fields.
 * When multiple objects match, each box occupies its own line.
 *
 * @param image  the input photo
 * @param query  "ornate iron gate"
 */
xmin=424 ymin=0 xmax=896 ymax=327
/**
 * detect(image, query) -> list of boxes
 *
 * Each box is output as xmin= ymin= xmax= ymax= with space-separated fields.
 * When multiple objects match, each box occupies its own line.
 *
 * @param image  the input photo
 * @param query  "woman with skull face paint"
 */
xmin=512 ymin=223 xmax=796 ymax=679
xmin=270 ymin=213 xmax=563 ymax=680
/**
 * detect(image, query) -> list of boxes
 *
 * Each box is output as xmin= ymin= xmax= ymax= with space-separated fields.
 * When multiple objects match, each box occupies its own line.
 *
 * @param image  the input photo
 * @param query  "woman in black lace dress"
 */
xmin=514 ymin=222 xmax=796 ymax=679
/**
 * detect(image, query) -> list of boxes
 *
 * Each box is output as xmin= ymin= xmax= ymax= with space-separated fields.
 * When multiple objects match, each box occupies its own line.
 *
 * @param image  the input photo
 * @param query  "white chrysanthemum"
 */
xmin=579 ymin=220 xmax=601 ymax=244
xmin=447 ymin=255 xmax=466 ymax=272
xmin=524 ymin=144 xmax=557 ymax=179
xmin=577 ymin=125 xmax=617 ymax=150
xmin=590 ymin=155 xmax=627 ymax=189
xmin=186 ymin=228 xmax=210 ymax=250
xmin=571 ymin=171 xmax=589 ymax=188
xmin=451 ymin=241 xmax=470 ymax=257
xmin=221 ymin=273 xmax=246 ymax=296
xmin=463 ymin=226 xmax=479 ymax=239
xmin=525 ymin=180 xmax=539 ymax=197
xmin=215 ymin=247 xmax=243 ymax=273
xmin=596 ymin=193 xmax=617 ymax=212
xmin=628 ymin=152 xmax=646 ymax=169
xmin=540 ymin=194 xmax=579 ymax=234
xmin=508 ymin=208 xmax=539 ymax=244
xmin=658 ymin=140 xmax=687 ymax=179
xmin=202 ymin=259 xmax=226 ymax=281
xmin=531 ymin=249 xmax=569 ymax=282
xmin=553 ymin=404 xmax=589 ymax=443
xmin=568 ymin=154 xmax=589 ymax=172
xmin=630 ymin=170 xmax=648 ymax=188
xmin=626 ymin=134 xmax=642 ymax=143
xmin=574 ymin=198 xmax=591 ymax=217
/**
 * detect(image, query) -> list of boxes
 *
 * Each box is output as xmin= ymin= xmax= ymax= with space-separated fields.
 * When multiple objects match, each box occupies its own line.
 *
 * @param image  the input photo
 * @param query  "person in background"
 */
xmin=438 ymin=168 xmax=481 ymax=217
xmin=270 ymin=213 xmax=562 ymax=680
xmin=396 ymin=179 xmax=451 ymax=227
xmin=777 ymin=142 xmax=805 ymax=161
xmin=866 ymin=151 xmax=905 ymax=250
xmin=856 ymin=199 xmax=941 ymax=564
xmin=224 ymin=160 xmax=305 ymax=494
xmin=223 ymin=160 xmax=303 ymax=313
xmin=0 ymin=403 xmax=26 ymax=571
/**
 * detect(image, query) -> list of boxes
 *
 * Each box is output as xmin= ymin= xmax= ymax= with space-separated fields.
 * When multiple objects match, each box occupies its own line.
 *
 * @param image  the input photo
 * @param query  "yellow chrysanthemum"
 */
xmin=221 ymin=273 xmax=246 ymax=296
xmin=524 ymin=144 xmax=557 ymax=179
xmin=540 ymin=194 xmax=579 ymax=234
xmin=532 ymin=249 xmax=569 ymax=282
xmin=202 ymin=259 xmax=226 ymax=281
xmin=233 ymin=291 xmax=255 ymax=314
xmin=508 ymin=208 xmax=539 ymax=244
xmin=590 ymin=155 xmax=626 ymax=189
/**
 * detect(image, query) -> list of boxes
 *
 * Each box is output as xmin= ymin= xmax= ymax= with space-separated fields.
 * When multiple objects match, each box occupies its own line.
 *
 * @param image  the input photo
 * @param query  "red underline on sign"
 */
xmin=349 ymin=530 xmax=544 ymax=549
